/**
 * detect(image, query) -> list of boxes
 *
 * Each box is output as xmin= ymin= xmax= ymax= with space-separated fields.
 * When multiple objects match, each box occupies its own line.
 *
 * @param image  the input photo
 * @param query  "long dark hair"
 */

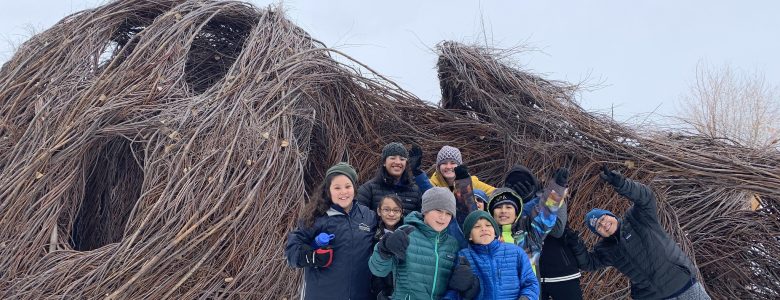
xmin=299 ymin=173 xmax=352 ymax=228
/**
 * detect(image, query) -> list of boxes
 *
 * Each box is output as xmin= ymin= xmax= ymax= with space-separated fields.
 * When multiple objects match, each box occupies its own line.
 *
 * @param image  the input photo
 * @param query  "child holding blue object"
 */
xmin=285 ymin=163 xmax=377 ymax=300
xmin=457 ymin=210 xmax=539 ymax=300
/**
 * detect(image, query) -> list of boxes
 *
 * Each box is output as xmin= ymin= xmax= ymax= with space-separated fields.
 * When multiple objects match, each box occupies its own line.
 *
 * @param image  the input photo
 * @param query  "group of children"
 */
xmin=285 ymin=143 xmax=711 ymax=300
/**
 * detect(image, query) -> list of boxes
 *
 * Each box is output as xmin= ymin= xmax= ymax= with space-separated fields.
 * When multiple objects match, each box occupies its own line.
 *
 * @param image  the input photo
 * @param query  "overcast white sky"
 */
xmin=2 ymin=1 xmax=779 ymax=124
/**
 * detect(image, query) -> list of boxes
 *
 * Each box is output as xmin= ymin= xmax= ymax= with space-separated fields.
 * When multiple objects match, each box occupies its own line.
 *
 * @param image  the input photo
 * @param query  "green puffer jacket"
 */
xmin=369 ymin=212 xmax=459 ymax=300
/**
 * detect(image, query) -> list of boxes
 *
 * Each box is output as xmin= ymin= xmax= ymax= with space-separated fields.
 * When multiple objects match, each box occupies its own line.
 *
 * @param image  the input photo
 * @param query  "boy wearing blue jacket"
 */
xmin=458 ymin=210 xmax=539 ymax=300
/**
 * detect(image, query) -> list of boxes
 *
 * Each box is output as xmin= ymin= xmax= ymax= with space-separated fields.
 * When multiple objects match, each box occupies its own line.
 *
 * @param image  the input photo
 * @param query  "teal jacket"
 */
xmin=369 ymin=212 xmax=460 ymax=300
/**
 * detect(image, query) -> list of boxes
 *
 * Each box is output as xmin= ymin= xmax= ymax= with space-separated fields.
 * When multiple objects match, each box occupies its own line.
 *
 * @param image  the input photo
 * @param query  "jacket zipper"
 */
xmin=430 ymin=233 xmax=440 ymax=300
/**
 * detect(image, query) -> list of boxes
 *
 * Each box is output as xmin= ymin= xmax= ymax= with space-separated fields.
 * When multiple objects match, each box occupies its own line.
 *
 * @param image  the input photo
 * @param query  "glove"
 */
xmin=553 ymin=167 xmax=569 ymax=187
xmin=518 ymin=296 xmax=530 ymax=300
xmin=409 ymin=144 xmax=424 ymax=176
xmin=508 ymin=180 xmax=536 ymax=202
xmin=298 ymin=244 xmax=334 ymax=268
xmin=599 ymin=164 xmax=624 ymax=187
xmin=454 ymin=165 xmax=470 ymax=180
xmin=448 ymin=257 xmax=476 ymax=292
xmin=377 ymin=229 xmax=410 ymax=261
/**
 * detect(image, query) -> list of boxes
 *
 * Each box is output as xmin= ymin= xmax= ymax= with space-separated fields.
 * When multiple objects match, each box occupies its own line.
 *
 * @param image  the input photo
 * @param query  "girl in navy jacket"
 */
xmin=285 ymin=163 xmax=377 ymax=300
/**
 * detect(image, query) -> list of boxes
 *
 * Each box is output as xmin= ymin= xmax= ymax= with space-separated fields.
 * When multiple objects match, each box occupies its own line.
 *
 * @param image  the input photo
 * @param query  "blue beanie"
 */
xmin=584 ymin=208 xmax=618 ymax=235
xmin=473 ymin=189 xmax=489 ymax=204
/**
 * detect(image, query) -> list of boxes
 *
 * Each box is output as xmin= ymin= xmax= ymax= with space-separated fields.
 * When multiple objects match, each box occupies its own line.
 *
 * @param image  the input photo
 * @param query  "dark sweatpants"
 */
xmin=540 ymin=279 xmax=583 ymax=300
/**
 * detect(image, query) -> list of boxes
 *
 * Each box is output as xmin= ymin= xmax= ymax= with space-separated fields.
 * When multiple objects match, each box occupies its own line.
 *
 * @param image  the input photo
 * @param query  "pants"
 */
xmin=540 ymin=278 xmax=583 ymax=300
xmin=666 ymin=282 xmax=711 ymax=300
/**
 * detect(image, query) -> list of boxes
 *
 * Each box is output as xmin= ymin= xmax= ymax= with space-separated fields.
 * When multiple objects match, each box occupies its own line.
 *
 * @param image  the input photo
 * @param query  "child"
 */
xmin=488 ymin=166 xmax=568 ymax=273
xmin=369 ymin=187 xmax=479 ymax=300
xmin=459 ymin=210 xmax=539 ymax=300
xmin=567 ymin=165 xmax=710 ymax=299
xmin=371 ymin=195 xmax=404 ymax=299
xmin=285 ymin=163 xmax=377 ymax=300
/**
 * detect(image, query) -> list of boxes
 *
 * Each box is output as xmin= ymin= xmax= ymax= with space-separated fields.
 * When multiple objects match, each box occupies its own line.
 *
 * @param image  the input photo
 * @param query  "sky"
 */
xmin=2 ymin=1 xmax=779 ymax=124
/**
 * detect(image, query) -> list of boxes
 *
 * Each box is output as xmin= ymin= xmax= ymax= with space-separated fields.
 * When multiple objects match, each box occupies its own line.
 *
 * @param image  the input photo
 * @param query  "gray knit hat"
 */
xmin=436 ymin=145 xmax=462 ymax=166
xmin=381 ymin=142 xmax=409 ymax=161
xmin=421 ymin=187 xmax=457 ymax=217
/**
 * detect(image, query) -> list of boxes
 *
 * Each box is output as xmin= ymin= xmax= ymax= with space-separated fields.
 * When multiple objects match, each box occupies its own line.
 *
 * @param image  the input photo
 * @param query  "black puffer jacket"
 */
xmin=571 ymin=178 xmax=696 ymax=300
xmin=355 ymin=166 xmax=422 ymax=215
xmin=539 ymin=227 xmax=580 ymax=280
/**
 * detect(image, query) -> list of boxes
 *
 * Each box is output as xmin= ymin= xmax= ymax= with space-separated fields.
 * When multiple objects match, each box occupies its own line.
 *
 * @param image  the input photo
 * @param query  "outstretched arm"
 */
xmin=600 ymin=165 xmax=658 ymax=223
xmin=564 ymin=228 xmax=609 ymax=272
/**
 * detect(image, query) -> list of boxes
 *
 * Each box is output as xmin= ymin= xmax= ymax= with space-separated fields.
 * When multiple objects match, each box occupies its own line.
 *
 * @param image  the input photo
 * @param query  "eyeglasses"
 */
xmin=381 ymin=208 xmax=402 ymax=215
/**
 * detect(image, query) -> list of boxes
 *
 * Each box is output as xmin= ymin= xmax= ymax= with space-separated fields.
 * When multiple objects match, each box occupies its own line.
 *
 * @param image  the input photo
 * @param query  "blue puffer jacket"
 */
xmin=459 ymin=239 xmax=539 ymax=300
xmin=285 ymin=203 xmax=377 ymax=300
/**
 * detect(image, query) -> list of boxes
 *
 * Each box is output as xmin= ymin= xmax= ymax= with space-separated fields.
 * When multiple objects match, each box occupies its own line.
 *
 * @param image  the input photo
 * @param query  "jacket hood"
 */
xmin=503 ymin=165 xmax=540 ymax=202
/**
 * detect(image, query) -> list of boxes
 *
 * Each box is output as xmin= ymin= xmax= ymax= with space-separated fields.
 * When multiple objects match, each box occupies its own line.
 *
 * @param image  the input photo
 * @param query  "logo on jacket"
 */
xmin=358 ymin=223 xmax=371 ymax=232
xmin=625 ymin=233 xmax=632 ymax=240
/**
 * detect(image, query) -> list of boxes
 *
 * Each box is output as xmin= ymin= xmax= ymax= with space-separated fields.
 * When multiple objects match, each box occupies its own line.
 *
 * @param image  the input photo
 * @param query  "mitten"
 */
xmin=461 ymin=276 xmax=480 ymax=300
xmin=454 ymin=165 xmax=470 ymax=180
xmin=553 ymin=167 xmax=569 ymax=187
xmin=409 ymin=144 xmax=424 ymax=176
xmin=448 ymin=257 xmax=476 ymax=292
xmin=599 ymin=164 xmax=624 ymax=187
xmin=377 ymin=229 xmax=410 ymax=261
xmin=563 ymin=228 xmax=584 ymax=252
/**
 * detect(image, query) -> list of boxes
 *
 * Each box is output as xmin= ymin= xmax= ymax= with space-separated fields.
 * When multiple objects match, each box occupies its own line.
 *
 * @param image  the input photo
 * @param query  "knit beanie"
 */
xmin=325 ymin=162 xmax=358 ymax=185
xmin=473 ymin=189 xmax=489 ymax=205
xmin=381 ymin=142 xmax=409 ymax=161
xmin=584 ymin=208 xmax=618 ymax=235
xmin=487 ymin=187 xmax=522 ymax=215
xmin=462 ymin=210 xmax=500 ymax=239
xmin=436 ymin=145 xmax=463 ymax=166
xmin=421 ymin=187 xmax=457 ymax=217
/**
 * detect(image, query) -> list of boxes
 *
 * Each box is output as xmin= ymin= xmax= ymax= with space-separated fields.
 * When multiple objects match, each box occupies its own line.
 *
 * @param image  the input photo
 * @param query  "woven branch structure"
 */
xmin=1 ymin=1 xmax=778 ymax=299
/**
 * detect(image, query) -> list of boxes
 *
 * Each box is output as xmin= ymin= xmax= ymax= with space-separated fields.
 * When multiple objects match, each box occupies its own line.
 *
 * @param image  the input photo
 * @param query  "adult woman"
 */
xmin=285 ymin=163 xmax=377 ymax=300
xmin=357 ymin=142 xmax=422 ymax=215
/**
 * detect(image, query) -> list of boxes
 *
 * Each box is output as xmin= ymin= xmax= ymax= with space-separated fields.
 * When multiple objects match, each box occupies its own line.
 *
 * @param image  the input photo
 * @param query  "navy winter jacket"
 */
xmin=356 ymin=167 xmax=422 ymax=215
xmin=459 ymin=239 xmax=539 ymax=300
xmin=285 ymin=203 xmax=377 ymax=300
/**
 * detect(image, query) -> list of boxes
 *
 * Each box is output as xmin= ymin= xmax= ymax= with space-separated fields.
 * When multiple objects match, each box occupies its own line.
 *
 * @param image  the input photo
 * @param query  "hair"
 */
xmin=377 ymin=194 xmax=403 ymax=230
xmin=299 ymin=173 xmax=354 ymax=228
xmin=378 ymin=162 xmax=413 ymax=186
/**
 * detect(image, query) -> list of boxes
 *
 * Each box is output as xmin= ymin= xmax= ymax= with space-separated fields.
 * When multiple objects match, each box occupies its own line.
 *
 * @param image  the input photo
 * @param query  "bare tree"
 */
xmin=679 ymin=63 xmax=780 ymax=148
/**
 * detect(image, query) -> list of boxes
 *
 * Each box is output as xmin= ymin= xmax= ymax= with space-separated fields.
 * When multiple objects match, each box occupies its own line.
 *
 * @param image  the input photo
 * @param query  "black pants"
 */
xmin=540 ymin=279 xmax=583 ymax=300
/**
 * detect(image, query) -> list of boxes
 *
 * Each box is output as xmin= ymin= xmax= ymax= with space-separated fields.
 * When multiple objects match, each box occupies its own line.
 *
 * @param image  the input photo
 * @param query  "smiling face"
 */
xmin=423 ymin=209 xmax=453 ymax=232
xmin=595 ymin=214 xmax=619 ymax=237
xmin=491 ymin=203 xmax=517 ymax=226
xmin=328 ymin=174 xmax=354 ymax=211
xmin=438 ymin=160 xmax=458 ymax=183
xmin=378 ymin=197 xmax=402 ymax=229
xmin=384 ymin=155 xmax=407 ymax=178
xmin=469 ymin=218 xmax=496 ymax=245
